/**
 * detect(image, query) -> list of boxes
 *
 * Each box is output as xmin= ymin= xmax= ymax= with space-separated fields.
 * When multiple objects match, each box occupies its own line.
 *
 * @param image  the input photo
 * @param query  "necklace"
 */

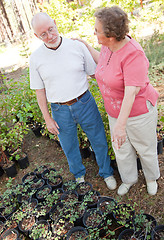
xmin=107 ymin=52 xmax=113 ymax=65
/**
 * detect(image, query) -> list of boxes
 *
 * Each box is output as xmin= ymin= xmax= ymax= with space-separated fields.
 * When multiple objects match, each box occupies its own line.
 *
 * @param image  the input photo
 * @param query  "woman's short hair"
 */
xmin=94 ymin=6 xmax=129 ymax=41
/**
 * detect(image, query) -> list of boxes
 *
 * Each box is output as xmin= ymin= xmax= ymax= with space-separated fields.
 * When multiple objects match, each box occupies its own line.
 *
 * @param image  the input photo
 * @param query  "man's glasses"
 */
xmin=39 ymin=26 xmax=56 ymax=40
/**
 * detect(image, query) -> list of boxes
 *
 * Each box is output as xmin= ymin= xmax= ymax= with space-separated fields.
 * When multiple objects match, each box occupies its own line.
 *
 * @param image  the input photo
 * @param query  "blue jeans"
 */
xmin=51 ymin=90 xmax=113 ymax=179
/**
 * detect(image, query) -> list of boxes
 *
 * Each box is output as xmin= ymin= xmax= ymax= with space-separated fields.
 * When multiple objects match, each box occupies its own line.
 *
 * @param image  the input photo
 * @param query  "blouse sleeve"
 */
xmin=123 ymin=50 xmax=149 ymax=87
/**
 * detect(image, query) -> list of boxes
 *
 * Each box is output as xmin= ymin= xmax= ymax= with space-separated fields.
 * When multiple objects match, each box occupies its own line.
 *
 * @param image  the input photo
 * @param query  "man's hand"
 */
xmin=45 ymin=117 xmax=59 ymax=135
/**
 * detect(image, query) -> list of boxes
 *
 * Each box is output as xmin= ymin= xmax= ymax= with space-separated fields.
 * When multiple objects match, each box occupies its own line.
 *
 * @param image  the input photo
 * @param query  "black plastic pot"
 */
xmin=47 ymin=175 xmax=63 ymax=190
xmin=71 ymin=202 xmax=86 ymax=227
xmin=80 ymin=147 xmax=91 ymax=159
xmin=0 ymin=228 xmax=19 ymax=239
xmin=157 ymin=139 xmax=163 ymax=154
xmin=98 ymin=196 xmax=117 ymax=216
xmin=75 ymin=181 xmax=93 ymax=201
xmin=22 ymin=172 xmax=36 ymax=184
xmin=0 ymin=167 xmax=4 ymax=177
xmin=62 ymin=180 xmax=77 ymax=192
xmin=50 ymin=188 xmax=64 ymax=205
xmin=151 ymin=225 xmax=164 ymax=240
xmin=60 ymin=190 xmax=79 ymax=205
xmin=83 ymin=208 xmax=103 ymax=229
xmin=113 ymin=204 xmax=135 ymax=226
xmin=36 ymin=184 xmax=52 ymax=202
xmin=18 ymin=215 xmax=36 ymax=236
xmin=17 ymin=154 xmax=29 ymax=169
xmin=49 ymin=202 xmax=67 ymax=222
xmin=41 ymin=168 xmax=56 ymax=181
xmin=3 ymin=161 xmax=17 ymax=178
xmin=83 ymin=190 xmax=101 ymax=209
xmin=66 ymin=226 xmax=88 ymax=240
xmin=31 ymin=123 xmax=43 ymax=137
xmin=34 ymin=165 xmax=49 ymax=178
xmin=29 ymin=178 xmax=45 ymax=194
xmin=51 ymin=217 xmax=74 ymax=239
xmin=29 ymin=219 xmax=50 ymax=240
xmin=20 ymin=198 xmax=38 ymax=213
xmin=118 ymin=228 xmax=135 ymax=239
xmin=0 ymin=204 xmax=17 ymax=221
xmin=133 ymin=213 xmax=157 ymax=239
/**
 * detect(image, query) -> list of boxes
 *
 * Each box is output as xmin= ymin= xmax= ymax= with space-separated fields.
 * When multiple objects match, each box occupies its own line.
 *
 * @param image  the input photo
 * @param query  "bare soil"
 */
xmin=0 ymin=67 xmax=164 ymax=226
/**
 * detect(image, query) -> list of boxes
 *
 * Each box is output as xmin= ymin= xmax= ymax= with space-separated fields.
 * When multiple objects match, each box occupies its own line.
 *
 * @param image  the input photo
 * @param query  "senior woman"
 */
xmin=77 ymin=6 xmax=160 ymax=196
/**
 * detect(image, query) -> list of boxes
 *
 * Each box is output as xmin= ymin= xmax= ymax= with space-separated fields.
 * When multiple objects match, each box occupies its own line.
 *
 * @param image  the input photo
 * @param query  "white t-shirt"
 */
xmin=29 ymin=38 xmax=96 ymax=102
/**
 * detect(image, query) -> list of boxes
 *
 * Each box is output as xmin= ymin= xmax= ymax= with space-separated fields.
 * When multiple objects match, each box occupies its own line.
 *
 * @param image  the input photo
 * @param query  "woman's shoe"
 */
xmin=117 ymin=182 xmax=134 ymax=196
xmin=146 ymin=180 xmax=157 ymax=195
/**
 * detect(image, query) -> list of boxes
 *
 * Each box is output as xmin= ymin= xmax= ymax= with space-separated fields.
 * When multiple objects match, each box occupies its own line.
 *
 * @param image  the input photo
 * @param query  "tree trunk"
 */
xmin=12 ymin=0 xmax=25 ymax=35
xmin=0 ymin=0 xmax=14 ymax=40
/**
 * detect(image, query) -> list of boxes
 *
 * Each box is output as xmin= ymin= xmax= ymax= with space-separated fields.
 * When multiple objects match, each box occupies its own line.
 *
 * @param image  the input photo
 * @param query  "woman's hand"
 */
xmin=112 ymin=123 xmax=126 ymax=150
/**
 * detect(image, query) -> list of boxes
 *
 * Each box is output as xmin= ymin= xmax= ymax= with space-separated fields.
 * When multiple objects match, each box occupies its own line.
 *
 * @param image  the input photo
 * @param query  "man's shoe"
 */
xmin=76 ymin=176 xmax=85 ymax=184
xmin=146 ymin=180 xmax=157 ymax=195
xmin=117 ymin=182 xmax=134 ymax=196
xmin=104 ymin=176 xmax=117 ymax=190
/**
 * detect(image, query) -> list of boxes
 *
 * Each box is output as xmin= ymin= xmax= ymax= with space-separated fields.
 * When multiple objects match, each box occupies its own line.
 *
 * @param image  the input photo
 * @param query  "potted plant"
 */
xmin=29 ymin=219 xmax=51 ymax=240
xmin=75 ymin=182 xmax=93 ymax=201
xmin=151 ymin=225 xmax=164 ymax=240
xmin=62 ymin=180 xmax=77 ymax=192
xmin=83 ymin=190 xmax=101 ymax=209
xmin=66 ymin=226 xmax=88 ymax=240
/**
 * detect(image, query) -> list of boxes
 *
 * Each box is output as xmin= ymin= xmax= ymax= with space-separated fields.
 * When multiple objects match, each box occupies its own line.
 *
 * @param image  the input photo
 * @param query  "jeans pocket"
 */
xmin=51 ymin=103 xmax=60 ymax=112
xmin=79 ymin=90 xmax=92 ymax=104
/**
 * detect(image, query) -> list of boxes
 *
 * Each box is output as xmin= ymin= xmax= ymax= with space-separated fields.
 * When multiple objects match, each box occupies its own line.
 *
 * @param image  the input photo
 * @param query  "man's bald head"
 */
xmin=31 ymin=12 xmax=54 ymax=31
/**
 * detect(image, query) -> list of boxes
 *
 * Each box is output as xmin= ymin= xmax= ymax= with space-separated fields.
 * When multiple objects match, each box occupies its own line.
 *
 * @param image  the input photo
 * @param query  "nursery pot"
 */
xmin=151 ymin=225 xmax=164 ymax=240
xmin=22 ymin=172 xmax=36 ymax=184
xmin=60 ymin=190 xmax=79 ymax=205
xmin=51 ymin=217 xmax=74 ymax=239
xmin=83 ymin=190 xmax=101 ymax=209
xmin=66 ymin=226 xmax=88 ymax=240
xmin=0 ymin=228 xmax=19 ymax=240
xmin=17 ymin=154 xmax=29 ymax=169
xmin=62 ymin=180 xmax=77 ymax=192
xmin=71 ymin=202 xmax=86 ymax=227
xmin=75 ymin=181 xmax=93 ymax=201
xmin=80 ymin=147 xmax=91 ymax=159
xmin=31 ymin=123 xmax=43 ymax=137
xmin=3 ymin=161 xmax=17 ymax=178
xmin=0 ymin=167 xmax=4 ymax=177
xmin=41 ymin=168 xmax=56 ymax=181
xmin=133 ymin=213 xmax=157 ymax=239
xmin=49 ymin=202 xmax=67 ymax=222
xmin=118 ymin=228 xmax=135 ymax=240
xmin=47 ymin=175 xmax=63 ymax=190
xmin=36 ymin=184 xmax=52 ymax=202
xmin=157 ymin=139 xmax=163 ymax=155
xmin=113 ymin=204 xmax=135 ymax=227
xmin=34 ymin=165 xmax=49 ymax=178
xmin=29 ymin=219 xmax=50 ymax=240
xmin=98 ymin=196 xmax=117 ymax=217
xmin=18 ymin=215 xmax=36 ymax=236
xmin=83 ymin=208 xmax=105 ymax=237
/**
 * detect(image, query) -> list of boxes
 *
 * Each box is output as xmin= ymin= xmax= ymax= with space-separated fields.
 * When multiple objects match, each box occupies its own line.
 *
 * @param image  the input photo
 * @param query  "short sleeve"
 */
xmin=29 ymin=55 xmax=45 ymax=90
xmin=75 ymin=40 xmax=97 ymax=76
xmin=123 ymin=50 xmax=149 ymax=87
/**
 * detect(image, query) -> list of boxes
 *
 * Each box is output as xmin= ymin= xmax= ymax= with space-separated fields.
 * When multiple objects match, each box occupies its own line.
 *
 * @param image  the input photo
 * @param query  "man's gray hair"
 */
xmin=31 ymin=12 xmax=53 ymax=29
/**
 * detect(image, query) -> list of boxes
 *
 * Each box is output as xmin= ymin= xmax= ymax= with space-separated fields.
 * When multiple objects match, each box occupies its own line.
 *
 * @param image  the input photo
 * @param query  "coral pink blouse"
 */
xmin=95 ymin=37 xmax=159 ymax=118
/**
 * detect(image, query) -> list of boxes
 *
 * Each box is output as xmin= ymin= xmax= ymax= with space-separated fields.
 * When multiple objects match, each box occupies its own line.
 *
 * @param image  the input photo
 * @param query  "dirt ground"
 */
xmin=0 ymin=66 xmax=164 ymax=227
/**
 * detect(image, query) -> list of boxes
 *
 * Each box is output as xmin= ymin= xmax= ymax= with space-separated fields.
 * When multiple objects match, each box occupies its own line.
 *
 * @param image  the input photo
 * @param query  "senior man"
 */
xmin=29 ymin=12 xmax=116 ymax=189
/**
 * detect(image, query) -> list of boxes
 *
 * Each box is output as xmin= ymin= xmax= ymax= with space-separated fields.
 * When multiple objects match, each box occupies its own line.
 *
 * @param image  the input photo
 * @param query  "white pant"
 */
xmin=108 ymin=101 xmax=160 ymax=184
